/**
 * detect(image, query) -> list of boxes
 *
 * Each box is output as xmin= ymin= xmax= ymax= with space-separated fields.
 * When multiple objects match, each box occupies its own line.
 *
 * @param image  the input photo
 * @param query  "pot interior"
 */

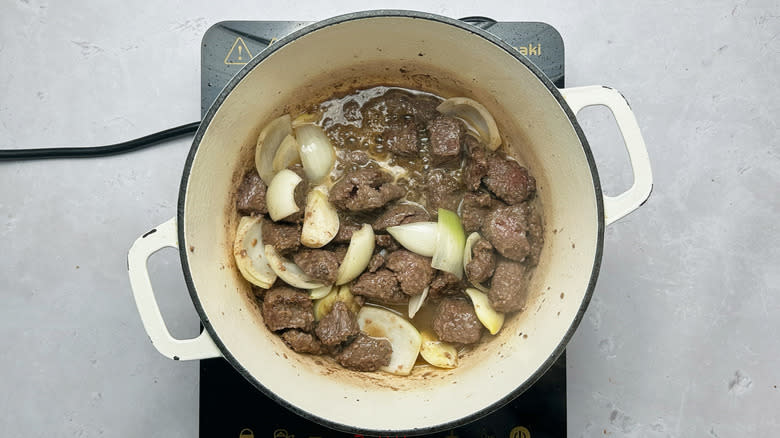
xmin=181 ymin=13 xmax=601 ymax=433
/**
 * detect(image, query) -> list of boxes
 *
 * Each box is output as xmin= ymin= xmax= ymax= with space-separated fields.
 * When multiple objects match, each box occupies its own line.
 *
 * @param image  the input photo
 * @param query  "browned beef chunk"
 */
xmin=488 ymin=259 xmax=529 ymax=312
xmin=333 ymin=215 xmax=361 ymax=243
xmin=433 ymin=298 xmax=483 ymax=344
xmin=335 ymin=333 xmax=392 ymax=372
xmin=481 ymin=203 xmax=543 ymax=263
xmin=462 ymin=136 xmax=489 ymax=191
xmin=460 ymin=191 xmax=503 ymax=233
xmin=281 ymin=329 xmax=327 ymax=354
xmin=262 ymin=287 xmax=314 ymax=332
xmin=425 ymin=169 xmax=463 ymax=213
xmin=385 ymin=120 xmax=420 ymax=156
xmin=375 ymin=234 xmax=401 ymax=251
xmin=428 ymin=270 xmax=464 ymax=300
xmin=262 ymin=221 xmax=301 ymax=255
xmin=373 ymin=203 xmax=431 ymax=230
xmin=293 ymin=249 xmax=340 ymax=284
xmin=483 ymin=154 xmax=536 ymax=205
xmin=236 ymin=170 xmax=268 ymax=215
xmin=427 ymin=116 xmax=465 ymax=165
xmin=368 ymin=252 xmax=386 ymax=273
xmin=465 ymin=238 xmax=496 ymax=284
xmin=351 ymin=269 xmax=408 ymax=305
xmin=329 ymin=169 xmax=404 ymax=212
xmin=385 ymin=250 xmax=433 ymax=296
xmin=315 ymin=301 xmax=359 ymax=346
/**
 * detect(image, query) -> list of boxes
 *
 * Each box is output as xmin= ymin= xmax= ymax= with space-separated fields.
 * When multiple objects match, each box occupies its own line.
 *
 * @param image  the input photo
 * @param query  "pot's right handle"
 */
xmin=560 ymin=86 xmax=653 ymax=225
xmin=127 ymin=216 xmax=222 ymax=361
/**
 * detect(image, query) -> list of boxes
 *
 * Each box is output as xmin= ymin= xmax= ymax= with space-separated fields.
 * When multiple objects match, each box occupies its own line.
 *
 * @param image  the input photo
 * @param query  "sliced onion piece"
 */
xmin=314 ymin=284 xmax=362 ymax=321
xmin=437 ymin=97 xmax=501 ymax=151
xmin=292 ymin=112 xmax=319 ymax=128
xmin=294 ymin=124 xmax=336 ymax=184
xmin=309 ymin=284 xmax=334 ymax=300
xmin=431 ymin=209 xmax=466 ymax=279
xmin=266 ymin=169 xmax=303 ymax=221
xmin=264 ymin=244 xmax=326 ymax=289
xmin=232 ymin=216 xmax=277 ymax=288
xmin=272 ymin=134 xmax=301 ymax=173
xmin=255 ymin=114 xmax=293 ymax=184
xmin=465 ymin=288 xmax=505 ymax=335
xmin=408 ymin=286 xmax=429 ymax=319
xmin=357 ymin=306 xmax=422 ymax=376
xmin=419 ymin=330 xmax=458 ymax=369
xmin=335 ymin=224 xmax=375 ymax=285
xmin=463 ymin=231 xmax=489 ymax=292
xmin=301 ymin=186 xmax=339 ymax=248
xmin=386 ymin=222 xmax=438 ymax=257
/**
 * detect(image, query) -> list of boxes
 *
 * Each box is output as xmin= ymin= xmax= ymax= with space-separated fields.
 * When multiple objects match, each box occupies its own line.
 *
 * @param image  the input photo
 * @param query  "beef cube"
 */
xmin=481 ymin=203 xmax=543 ymax=263
xmin=351 ymin=269 xmax=408 ymax=305
xmin=465 ymin=238 xmax=496 ymax=284
xmin=333 ymin=215 xmax=361 ymax=243
xmin=373 ymin=203 xmax=431 ymax=230
xmin=315 ymin=301 xmax=360 ymax=346
xmin=335 ymin=333 xmax=393 ymax=372
xmin=262 ymin=287 xmax=314 ymax=332
xmin=433 ymin=298 xmax=483 ymax=344
xmin=385 ymin=120 xmax=420 ymax=156
xmin=425 ymin=169 xmax=463 ymax=213
xmin=385 ymin=250 xmax=434 ymax=296
xmin=281 ymin=329 xmax=328 ymax=355
xmin=261 ymin=221 xmax=301 ymax=255
xmin=293 ymin=249 xmax=341 ymax=284
xmin=236 ymin=170 xmax=268 ymax=215
xmin=368 ymin=252 xmax=386 ymax=273
xmin=488 ymin=259 xmax=529 ymax=312
xmin=428 ymin=270 xmax=464 ymax=300
xmin=484 ymin=154 xmax=536 ymax=205
xmin=462 ymin=136 xmax=489 ymax=191
xmin=329 ymin=169 xmax=404 ymax=212
xmin=427 ymin=116 xmax=465 ymax=165
xmin=460 ymin=191 xmax=503 ymax=233
xmin=375 ymin=234 xmax=401 ymax=251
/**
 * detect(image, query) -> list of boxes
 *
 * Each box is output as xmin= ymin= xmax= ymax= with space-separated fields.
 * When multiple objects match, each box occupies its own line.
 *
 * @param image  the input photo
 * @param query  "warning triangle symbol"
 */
xmin=224 ymin=37 xmax=252 ymax=65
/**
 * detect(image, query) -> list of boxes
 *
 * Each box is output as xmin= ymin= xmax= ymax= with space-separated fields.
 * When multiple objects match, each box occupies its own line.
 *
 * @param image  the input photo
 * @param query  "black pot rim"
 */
xmin=177 ymin=9 xmax=604 ymax=436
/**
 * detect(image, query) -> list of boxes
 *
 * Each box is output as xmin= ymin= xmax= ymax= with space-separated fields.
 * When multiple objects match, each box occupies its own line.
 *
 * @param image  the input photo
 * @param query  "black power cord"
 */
xmin=0 ymin=121 xmax=200 ymax=161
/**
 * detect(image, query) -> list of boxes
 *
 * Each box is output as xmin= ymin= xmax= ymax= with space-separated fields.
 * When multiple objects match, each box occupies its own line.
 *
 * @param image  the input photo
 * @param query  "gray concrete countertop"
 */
xmin=1 ymin=1 xmax=777 ymax=436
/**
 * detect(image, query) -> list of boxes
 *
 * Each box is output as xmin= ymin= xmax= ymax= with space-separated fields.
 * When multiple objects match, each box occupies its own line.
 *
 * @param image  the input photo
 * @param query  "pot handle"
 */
xmin=127 ymin=216 xmax=222 ymax=360
xmin=560 ymin=86 xmax=653 ymax=226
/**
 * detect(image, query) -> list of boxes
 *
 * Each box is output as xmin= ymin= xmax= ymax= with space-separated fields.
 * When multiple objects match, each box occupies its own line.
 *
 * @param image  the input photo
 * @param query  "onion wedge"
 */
xmin=301 ymin=186 xmax=339 ymax=248
xmin=232 ymin=216 xmax=276 ymax=288
xmin=431 ymin=209 xmax=466 ymax=279
xmin=463 ymin=232 xmax=489 ymax=292
xmin=357 ymin=306 xmax=422 ymax=376
xmin=266 ymin=169 xmax=303 ymax=221
xmin=294 ymin=124 xmax=336 ymax=184
xmin=272 ymin=134 xmax=301 ymax=173
xmin=335 ymin=224 xmax=375 ymax=285
xmin=465 ymin=288 xmax=505 ymax=335
xmin=314 ymin=285 xmax=360 ymax=320
xmin=386 ymin=222 xmax=438 ymax=257
xmin=264 ymin=244 xmax=326 ymax=289
xmin=309 ymin=284 xmax=334 ymax=300
xmin=255 ymin=114 xmax=293 ymax=184
xmin=408 ymin=286 xmax=429 ymax=319
xmin=419 ymin=330 xmax=458 ymax=369
xmin=437 ymin=97 xmax=501 ymax=151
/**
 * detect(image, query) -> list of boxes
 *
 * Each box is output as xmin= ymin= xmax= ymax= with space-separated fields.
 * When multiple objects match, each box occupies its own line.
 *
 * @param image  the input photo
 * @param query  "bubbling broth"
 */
xmin=232 ymin=86 xmax=543 ymax=375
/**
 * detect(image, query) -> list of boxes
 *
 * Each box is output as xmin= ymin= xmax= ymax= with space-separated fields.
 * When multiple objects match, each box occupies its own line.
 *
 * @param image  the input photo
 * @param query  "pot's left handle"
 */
xmin=127 ymin=217 xmax=222 ymax=361
xmin=560 ymin=85 xmax=653 ymax=225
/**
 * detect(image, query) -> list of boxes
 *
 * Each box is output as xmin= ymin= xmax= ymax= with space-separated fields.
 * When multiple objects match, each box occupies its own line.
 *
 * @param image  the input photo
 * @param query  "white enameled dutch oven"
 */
xmin=128 ymin=10 xmax=652 ymax=435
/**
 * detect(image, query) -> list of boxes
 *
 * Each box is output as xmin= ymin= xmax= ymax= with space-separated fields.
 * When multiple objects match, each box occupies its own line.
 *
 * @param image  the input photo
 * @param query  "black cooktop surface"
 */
xmin=199 ymin=18 xmax=566 ymax=438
